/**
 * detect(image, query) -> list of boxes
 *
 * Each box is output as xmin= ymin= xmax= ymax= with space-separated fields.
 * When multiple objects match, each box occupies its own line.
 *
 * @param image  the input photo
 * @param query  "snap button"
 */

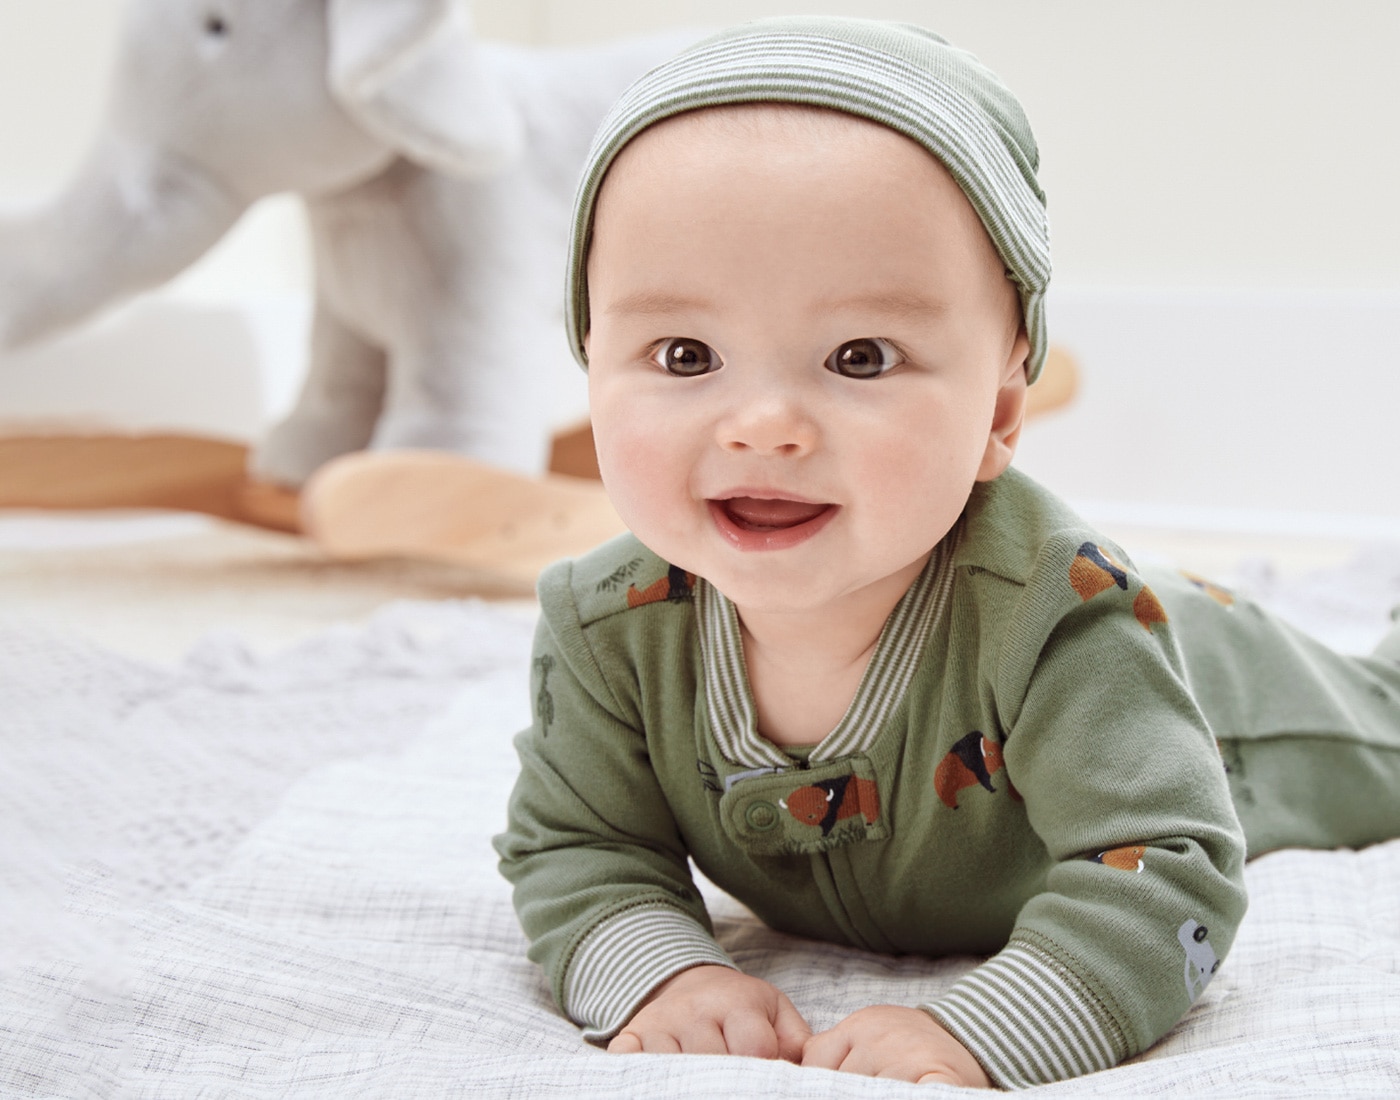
xmin=744 ymin=800 xmax=779 ymax=831
xmin=716 ymin=754 xmax=888 ymax=855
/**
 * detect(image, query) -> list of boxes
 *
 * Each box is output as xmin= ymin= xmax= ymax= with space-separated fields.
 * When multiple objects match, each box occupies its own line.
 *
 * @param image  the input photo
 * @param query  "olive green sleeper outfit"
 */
xmin=495 ymin=467 xmax=1400 ymax=1089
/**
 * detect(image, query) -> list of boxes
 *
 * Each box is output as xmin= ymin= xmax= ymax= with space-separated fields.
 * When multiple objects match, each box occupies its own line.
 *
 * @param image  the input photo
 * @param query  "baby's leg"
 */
xmin=1153 ymin=566 xmax=1400 ymax=857
xmin=1222 ymin=731 xmax=1400 ymax=856
xmin=1219 ymin=620 xmax=1400 ymax=857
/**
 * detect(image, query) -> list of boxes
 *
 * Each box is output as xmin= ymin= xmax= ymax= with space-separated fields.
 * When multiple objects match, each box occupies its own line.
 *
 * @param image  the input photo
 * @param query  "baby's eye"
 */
xmin=652 ymin=337 xmax=722 ymax=377
xmin=825 ymin=337 xmax=903 ymax=379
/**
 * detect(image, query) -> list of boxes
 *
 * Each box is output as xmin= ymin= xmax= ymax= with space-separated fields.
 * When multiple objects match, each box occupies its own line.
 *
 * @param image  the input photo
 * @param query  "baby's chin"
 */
xmin=704 ymin=564 xmax=877 ymax=617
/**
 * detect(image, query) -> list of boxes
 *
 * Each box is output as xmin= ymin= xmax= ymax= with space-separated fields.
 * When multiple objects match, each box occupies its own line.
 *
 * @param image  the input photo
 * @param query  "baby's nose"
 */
xmin=716 ymin=390 xmax=818 ymax=456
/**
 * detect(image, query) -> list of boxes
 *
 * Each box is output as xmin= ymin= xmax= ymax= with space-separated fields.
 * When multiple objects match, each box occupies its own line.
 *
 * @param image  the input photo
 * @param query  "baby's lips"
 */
xmin=720 ymin=496 xmax=832 ymax=530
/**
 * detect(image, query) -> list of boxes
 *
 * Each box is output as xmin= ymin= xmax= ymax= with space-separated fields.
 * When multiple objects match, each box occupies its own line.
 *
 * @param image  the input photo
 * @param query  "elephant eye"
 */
xmin=204 ymin=13 xmax=229 ymax=37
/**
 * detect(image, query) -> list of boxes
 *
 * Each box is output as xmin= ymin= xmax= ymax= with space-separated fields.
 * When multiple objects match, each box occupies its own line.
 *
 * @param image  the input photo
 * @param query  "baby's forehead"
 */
xmin=599 ymin=103 xmax=987 ymax=264
xmin=590 ymin=100 xmax=1021 ymax=334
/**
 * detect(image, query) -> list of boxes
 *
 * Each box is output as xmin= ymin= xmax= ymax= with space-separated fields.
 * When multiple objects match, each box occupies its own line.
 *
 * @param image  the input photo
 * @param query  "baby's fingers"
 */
xmin=608 ymin=1029 xmax=680 ymax=1054
xmin=801 ymin=1026 xmax=853 ymax=1072
xmin=721 ymin=1010 xmax=779 ymax=1059
xmin=773 ymin=995 xmax=814 ymax=1062
xmin=608 ymin=1021 xmax=725 ymax=1056
xmin=718 ymin=991 xmax=809 ymax=1060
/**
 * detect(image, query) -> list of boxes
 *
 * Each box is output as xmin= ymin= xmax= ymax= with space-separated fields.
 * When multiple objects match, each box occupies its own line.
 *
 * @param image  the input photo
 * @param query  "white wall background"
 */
xmin=6 ymin=1 xmax=1397 ymax=294
xmin=1 ymin=2 xmax=1397 ymax=525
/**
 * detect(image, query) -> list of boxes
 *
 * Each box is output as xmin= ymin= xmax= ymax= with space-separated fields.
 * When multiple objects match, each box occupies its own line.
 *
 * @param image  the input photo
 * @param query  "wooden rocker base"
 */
xmin=300 ymin=451 xmax=625 ymax=587
xmin=0 ymin=432 xmax=301 ymax=532
xmin=0 ymin=419 xmax=605 ymax=539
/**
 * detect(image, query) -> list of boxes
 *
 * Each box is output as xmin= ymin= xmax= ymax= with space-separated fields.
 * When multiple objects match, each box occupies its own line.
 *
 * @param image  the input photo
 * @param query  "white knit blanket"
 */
xmin=2 ymin=551 xmax=1399 ymax=1098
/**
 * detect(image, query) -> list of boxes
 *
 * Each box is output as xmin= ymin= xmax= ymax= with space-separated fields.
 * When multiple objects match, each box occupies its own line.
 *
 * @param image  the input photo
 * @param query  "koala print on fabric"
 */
xmin=1178 ymin=918 xmax=1221 ymax=1000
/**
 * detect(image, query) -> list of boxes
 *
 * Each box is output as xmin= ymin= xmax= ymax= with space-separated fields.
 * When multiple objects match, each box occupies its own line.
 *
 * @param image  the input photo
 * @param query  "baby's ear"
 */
xmin=975 ymin=331 xmax=1030 ymax=482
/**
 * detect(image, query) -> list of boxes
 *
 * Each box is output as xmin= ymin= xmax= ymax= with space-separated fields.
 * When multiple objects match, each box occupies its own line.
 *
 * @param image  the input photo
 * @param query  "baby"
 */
xmin=494 ymin=16 xmax=1400 ymax=1088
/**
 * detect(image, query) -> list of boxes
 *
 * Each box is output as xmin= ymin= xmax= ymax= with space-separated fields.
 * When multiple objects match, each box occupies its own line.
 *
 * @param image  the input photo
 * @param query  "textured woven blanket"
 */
xmin=2 ymin=551 xmax=1399 ymax=1097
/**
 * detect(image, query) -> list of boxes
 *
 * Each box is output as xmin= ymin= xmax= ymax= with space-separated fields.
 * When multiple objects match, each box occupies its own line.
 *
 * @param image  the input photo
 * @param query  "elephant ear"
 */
xmin=327 ymin=0 xmax=524 ymax=177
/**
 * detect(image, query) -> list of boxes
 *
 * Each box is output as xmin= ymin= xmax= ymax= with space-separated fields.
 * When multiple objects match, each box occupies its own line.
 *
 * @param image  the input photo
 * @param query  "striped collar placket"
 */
xmin=696 ymin=577 xmax=786 ymax=769
xmin=695 ymin=527 xmax=960 ymax=770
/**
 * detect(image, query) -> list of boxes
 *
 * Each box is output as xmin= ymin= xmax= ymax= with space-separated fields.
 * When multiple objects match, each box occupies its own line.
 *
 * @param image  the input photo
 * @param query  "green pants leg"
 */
xmin=1158 ymin=562 xmax=1400 ymax=859
xmin=1218 ymin=620 xmax=1400 ymax=858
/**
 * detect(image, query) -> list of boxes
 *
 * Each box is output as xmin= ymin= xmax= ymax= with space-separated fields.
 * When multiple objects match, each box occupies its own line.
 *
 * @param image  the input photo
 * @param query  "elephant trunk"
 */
xmin=0 ymin=137 xmax=245 ymax=350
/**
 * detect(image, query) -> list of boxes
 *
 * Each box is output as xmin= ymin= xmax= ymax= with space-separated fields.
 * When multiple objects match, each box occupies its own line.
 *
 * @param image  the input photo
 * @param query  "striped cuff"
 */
xmin=563 ymin=905 xmax=738 ymax=1041
xmin=921 ymin=941 xmax=1130 ymax=1088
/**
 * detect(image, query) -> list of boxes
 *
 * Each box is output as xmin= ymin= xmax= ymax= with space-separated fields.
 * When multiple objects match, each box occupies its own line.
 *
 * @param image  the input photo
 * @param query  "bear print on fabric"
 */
xmin=1181 ymin=571 xmax=1237 ymax=608
xmin=935 ymin=731 xmax=1013 ymax=809
xmin=779 ymin=774 xmax=881 ymax=836
xmin=626 ymin=564 xmax=695 ymax=609
xmin=1133 ymin=587 xmax=1169 ymax=632
xmin=1070 ymin=543 xmax=1129 ymax=601
xmin=1092 ymin=844 xmax=1147 ymax=872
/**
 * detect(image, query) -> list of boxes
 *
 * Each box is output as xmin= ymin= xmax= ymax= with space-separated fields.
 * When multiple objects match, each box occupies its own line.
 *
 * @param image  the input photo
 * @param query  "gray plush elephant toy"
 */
xmin=0 ymin=0 xmax=697 ymax=485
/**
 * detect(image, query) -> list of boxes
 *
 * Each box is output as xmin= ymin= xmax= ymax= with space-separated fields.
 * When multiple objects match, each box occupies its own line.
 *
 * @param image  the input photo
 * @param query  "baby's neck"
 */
xmin=734 ymin=560 xmax=926 ymax=748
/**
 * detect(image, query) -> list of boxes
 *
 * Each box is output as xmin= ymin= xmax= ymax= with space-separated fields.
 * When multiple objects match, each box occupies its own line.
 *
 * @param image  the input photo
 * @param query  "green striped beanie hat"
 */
xmin=565 ymin=15 xmax=1052 ymax=381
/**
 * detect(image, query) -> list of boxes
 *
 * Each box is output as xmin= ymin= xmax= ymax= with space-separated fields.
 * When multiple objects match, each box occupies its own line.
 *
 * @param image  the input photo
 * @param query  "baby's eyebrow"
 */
xmin=601 ymin=288 xmax=947 ymax=320
xmin=815 ymin=290 xmax=949 ymax=318
xmin=602 ymin=290 xmax=712 ymax=318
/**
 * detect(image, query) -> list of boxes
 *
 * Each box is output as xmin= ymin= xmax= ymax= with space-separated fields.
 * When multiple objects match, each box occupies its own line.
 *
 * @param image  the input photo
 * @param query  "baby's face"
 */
xmin=586 ymin=105 xmax=1028 ymax=616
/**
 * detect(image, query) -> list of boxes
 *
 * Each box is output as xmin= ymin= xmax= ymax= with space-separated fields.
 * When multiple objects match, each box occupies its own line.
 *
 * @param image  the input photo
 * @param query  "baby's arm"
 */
xmin=810 ymin=538 xmax=1247 ymax=1088
xmin=608 ymin=964 xmax=809 ymax=1060
xmin=495 ymin=561 xmax=808 ymax=1053
xmin=911 ymin=541 xmax=1248 ymax=1087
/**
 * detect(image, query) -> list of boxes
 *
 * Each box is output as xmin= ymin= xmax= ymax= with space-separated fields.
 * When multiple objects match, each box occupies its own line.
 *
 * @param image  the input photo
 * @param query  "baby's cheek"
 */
xmin=595 ymin=424 xmax=678 ymax=522
xmin=857 ymin=442 xmax=971 ymax=544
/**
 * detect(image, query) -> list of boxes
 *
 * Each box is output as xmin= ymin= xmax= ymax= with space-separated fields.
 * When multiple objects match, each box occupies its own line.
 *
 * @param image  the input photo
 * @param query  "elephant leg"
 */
xmin=370 ymin=326 xmax=580 ymax=477
xmin=250 ymin=304 xmax=387 ymax=487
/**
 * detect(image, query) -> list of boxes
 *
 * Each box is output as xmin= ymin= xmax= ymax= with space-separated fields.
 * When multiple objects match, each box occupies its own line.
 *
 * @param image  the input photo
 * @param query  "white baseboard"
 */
xmin=1016 ymin=287 xmax=1400 ymax=524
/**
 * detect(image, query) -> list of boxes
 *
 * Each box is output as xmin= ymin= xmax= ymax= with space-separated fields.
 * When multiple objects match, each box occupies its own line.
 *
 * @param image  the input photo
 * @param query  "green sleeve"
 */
xmin=493 ymin=560 xmax=734 ymax=1039
xmin=924 ymin=536 xmax=1249 ymax=1087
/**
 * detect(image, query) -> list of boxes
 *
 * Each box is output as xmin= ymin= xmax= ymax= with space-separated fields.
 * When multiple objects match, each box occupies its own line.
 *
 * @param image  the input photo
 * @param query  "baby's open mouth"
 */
xmin=716 ymin=496 xmax=834 ymax=531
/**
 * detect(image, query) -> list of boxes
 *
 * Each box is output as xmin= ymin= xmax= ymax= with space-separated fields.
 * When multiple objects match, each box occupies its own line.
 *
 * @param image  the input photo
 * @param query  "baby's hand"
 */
xmin=803 ymin=1005 xmax=991 ymax=1088
xmin=607 ymin=964 xmax=810 ymax=1060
